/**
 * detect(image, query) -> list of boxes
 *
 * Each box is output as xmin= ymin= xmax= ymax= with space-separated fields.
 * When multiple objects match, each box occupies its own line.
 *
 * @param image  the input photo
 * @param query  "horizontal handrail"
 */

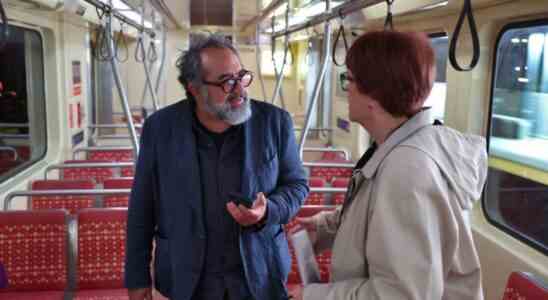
xmin=0 ymin=146 xmax=18 ymax=161
xmin=4 ymin=189 xmax=131 ymax=210
xmin=72 ymin=146 xmax=134 ymax=159
xmin=294 ymin=128 xmax=333 ymax=132
xmin=309 ymin=187 xmax=347 ymax=193
xmin=45 ymin=162 xmax=134 ymax=180
xmin=89 ymin=124 xmax=143 ymax=129
xmin=95 ymin=134 xmax=141 ymax=140
xmin=303 ymin=147 xmax=349 ymax=160
xmin=0 ymin=133 xmax=29 ymax=139
xmin=303 ymin=162 xmax=355 ymax=168
xmin=0 ymin=123 xmax=29 ymax=128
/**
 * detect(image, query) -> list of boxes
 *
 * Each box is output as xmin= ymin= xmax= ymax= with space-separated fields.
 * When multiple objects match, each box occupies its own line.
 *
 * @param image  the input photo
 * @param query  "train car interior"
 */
xmin=0 ymin=0 xmax=547 ymax=299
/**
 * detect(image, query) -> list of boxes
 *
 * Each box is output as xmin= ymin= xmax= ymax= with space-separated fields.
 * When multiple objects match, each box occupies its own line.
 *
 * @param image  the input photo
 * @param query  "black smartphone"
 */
xmin=228 ymin=192 xmax=254 ymax=209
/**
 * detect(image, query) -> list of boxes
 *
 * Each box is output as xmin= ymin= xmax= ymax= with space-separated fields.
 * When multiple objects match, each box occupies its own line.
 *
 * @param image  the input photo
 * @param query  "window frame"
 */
xmin=483 ymin=18 xmax=548 ymax=255
xmin=0 ymin=22 xmax=48 ymax=184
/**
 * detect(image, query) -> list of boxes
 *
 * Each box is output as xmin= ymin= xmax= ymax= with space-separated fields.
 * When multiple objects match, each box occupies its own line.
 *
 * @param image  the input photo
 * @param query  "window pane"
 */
xmin=424 ymin=34 xmax=448 ymax=123
xmin=485 ymin=22 xmax=548 ymax=252
xmin=0 ymin=25 xmax=46 ymax=181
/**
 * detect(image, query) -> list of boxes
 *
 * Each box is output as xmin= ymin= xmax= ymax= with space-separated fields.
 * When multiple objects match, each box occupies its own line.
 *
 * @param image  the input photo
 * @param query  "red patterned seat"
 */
xmin=88 ymin=150 xmax=133 ymax=162
xmin=305 ymin=177 xmax=326 ymax=205
xmin=0 ymin=210 xmax=68 ymax=299
xmin=30 ymin=180 xmax=96 ymax=214
xmin=320 ymin=151 xmax=347 ymax=161
xmin=75 ymin=208 xmax=127 ymax=298
xmin=502 ymin=271 xmax=548 ymax=300
xmin=284 ymin=206 xmax=336 ymax=285
xmin=310 ymin=160 xmax=353 ymax=183
xmin=103 ymin=178 xmax=133 ymax=208
xmin=331 ymin=177 xmax=350 ymax=205
xmin=62 ymin=160 xmax=114 ymax=184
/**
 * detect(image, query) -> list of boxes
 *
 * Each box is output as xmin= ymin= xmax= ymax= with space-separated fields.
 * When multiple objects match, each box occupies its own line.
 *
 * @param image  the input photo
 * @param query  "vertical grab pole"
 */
xmin=270 ymin=2 xmax=290 ymax=108
xmin=106 ymin=5 xmax=140 ymax=158
xmin=154 ymin=19 xmax=167 ymax=97
xmin=140 ymin=2 xmax=160 ymax=112
xmin=255 ymin=23 xmax=268 ymax=101
xmin=298 ymin=0 xmax=332 ymax=159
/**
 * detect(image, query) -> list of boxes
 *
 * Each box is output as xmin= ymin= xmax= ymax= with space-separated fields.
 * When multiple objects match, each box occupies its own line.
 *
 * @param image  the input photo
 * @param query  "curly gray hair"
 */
xmin=176 ymin=34 xmax=240 ymax=101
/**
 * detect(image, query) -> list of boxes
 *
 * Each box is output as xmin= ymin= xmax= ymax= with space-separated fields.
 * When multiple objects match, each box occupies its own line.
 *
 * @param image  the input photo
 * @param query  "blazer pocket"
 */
xmin=256 ymin=153 xmax=279 ymax=192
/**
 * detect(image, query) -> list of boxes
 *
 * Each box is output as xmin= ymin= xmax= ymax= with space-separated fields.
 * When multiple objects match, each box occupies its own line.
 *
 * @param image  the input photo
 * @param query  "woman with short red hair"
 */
xmin=290 ymin=31 xmax=487 ymax=300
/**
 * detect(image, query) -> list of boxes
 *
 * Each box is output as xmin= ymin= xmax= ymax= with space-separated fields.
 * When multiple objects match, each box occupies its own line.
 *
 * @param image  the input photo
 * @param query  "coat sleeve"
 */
xmin=124 ymin=118 xmax=157 ymax=289
xmin=304 ymin=147 xmax=456 ymax=299
xmin=264 ymin=111 xmax=309 ymax=225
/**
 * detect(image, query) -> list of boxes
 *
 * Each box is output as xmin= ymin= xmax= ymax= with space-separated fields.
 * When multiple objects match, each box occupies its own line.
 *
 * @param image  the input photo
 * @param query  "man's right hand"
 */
xmin=128 ymin=288 xmax=152 ymax=300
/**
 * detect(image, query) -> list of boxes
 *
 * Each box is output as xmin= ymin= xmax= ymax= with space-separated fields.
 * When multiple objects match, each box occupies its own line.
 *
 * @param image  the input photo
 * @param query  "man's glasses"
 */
xmin=339 ymin=71 xmax=354 ymax=92
xmin=202 ymin=70 xmax=254 ymax=94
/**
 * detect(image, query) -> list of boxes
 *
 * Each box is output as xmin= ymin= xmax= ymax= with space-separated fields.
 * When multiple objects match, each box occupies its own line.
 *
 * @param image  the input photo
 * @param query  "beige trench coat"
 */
xmin=304 ymin=109 xmax=487 ymax=300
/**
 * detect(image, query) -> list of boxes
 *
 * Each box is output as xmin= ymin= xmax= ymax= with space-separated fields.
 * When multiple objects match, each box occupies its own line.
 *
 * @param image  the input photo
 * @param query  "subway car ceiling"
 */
xmin=0 ymin=1 xmax=548 ymax=300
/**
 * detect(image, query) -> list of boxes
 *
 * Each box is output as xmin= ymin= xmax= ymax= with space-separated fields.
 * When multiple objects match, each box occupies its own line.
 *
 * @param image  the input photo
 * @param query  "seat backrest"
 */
xmin=31 ymin=180 xmax=96 ymax=213
xmin=0 ymin=210 xmax=68 ymax=291
xmin=331 ymin=177 xmax=350 ymax=205
xmin=306 ymin=177 xmax=326 ymax=205
xmin=88 ymin=149 xmax=133 ymax=162
xmin=103 ymin=178 xmax=134 ymax=207
xmin=503 ymin=271 xmax=548 ymax=300
xmin=62 ymin=160 xmax=115 ymax=184
xmin=76 ymin=208 xmax=128 ymax=290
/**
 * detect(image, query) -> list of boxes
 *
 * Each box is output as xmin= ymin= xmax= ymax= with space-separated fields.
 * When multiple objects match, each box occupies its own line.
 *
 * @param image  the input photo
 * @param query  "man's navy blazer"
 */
xmin=124 ymin=99 xmax=309 ymax=300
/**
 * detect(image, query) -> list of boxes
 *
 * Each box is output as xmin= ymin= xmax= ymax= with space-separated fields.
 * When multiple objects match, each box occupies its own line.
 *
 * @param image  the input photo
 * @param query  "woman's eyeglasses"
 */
xmin=202 ymin=70 xmax=254 ymax=94
xmin=339 ymin=71 xmax=354 ymax=92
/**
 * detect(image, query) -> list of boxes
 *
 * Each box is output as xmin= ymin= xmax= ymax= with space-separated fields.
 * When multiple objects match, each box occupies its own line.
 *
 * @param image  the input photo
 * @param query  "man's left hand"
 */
xmin=227 ymin=192 xmax=267 ymax=226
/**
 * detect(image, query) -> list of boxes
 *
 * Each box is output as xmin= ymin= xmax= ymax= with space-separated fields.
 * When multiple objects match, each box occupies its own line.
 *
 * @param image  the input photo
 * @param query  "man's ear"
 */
xmin=187 ymin=82 xmax=200 ymax=99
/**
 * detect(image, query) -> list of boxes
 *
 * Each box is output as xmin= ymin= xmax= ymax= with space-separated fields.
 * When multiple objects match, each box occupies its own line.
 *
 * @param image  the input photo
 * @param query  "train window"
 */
xmin=424 ymin=33 xmax=448 ymax=122
xmin=0 ymin=24 xmax=46 ymax=182
xmin=260 ymin=48 xmax=293 ymax=77
xmin=485 ymin=21 xmax=548 ymax=253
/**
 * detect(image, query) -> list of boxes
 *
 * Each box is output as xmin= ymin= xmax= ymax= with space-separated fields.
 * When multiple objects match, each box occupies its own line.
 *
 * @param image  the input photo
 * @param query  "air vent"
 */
xmin=190 ymin=0 xmax=232 ymax=26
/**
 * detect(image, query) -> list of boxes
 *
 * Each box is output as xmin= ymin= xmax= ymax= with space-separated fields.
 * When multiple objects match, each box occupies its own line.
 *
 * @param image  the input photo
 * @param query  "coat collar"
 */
xmin=361 ymin=109 xmax=432 ymax=179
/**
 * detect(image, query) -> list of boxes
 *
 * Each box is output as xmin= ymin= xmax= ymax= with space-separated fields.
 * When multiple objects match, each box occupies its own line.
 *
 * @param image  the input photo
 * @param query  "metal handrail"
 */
xmin=303 ymin=161 xmax=354 ymax=168
xmin=45 ymin=162 xmax=134 ymax=180
xmin=271 ymin=0 xmax=385 ymax=38
xmin=105 ymin=7 xmax=140 ymax=158
xmin=95 ymin=134 xmax=141 ymax=140
xmin=4 ymin=189 xmax=131 ymax=210
xmin=309 ymin=187 xmax=347 ymax=193
xmin=0 ymin=123 xmax=29 ymax=128
xmin=89 ymin=124 xmax=143 ymax=129
xmin=303 ymin=147 xmax=349 ymax=160
xmin=294 ymin=127 xmax=333 ymax=132
xmin=73 ymin=146 xmax=133 ymax=159
xmin=0 ymin=146 xmax=18 ymax=161
xmin=298 ymin=0 xmax=333 ymax=159
xmin=0 ymin=134 xmax=30 ymax=139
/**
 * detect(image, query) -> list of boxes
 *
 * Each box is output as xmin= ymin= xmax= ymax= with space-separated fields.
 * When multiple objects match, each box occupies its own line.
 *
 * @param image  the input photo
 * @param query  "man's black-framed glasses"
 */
xmin=339 ymin=71 xmax=353 ymax=92
xmin=202 ymin=69 xmax=254 ymax=93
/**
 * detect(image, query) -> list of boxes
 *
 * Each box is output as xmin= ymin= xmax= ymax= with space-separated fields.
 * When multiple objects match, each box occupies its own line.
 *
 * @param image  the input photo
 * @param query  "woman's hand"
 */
xmin=290 ymin=216 xmax=318 ymax=246
xmin=288 ymin=284 xmax=303 ymax=300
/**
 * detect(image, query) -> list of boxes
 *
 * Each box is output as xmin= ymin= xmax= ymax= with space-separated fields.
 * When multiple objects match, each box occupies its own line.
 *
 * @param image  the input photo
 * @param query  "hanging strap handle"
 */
xmin=384 ymin=0 xmax=394 ymax=30
xmin=449 ymin=0 xmax=480 ymax=71
xmin=332 ymin=24 xmax=349 ymax=66
xmin=115 ymin=22 xmax=129 ymax=63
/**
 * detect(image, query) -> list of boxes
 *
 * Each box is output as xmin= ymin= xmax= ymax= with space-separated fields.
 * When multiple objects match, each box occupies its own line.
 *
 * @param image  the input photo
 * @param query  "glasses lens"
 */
xmin=223 ymin=79 xmax=237 ymax=93
xmin=240 ymin=73 xmax=253 ymax=87
xmin=340 ymin=72 xmax=348 ymax=91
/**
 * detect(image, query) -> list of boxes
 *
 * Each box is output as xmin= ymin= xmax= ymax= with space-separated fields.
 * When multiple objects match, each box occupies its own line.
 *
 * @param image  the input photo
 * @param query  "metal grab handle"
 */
xmin=4 ymin=189 xmax=131 ymax=210
xmin=449 ymin=0 xmax=480 ymax=71
xmin=0 ymin=146 xmax=18 ymax=161
xmin=303 ymin=161 xmax=354 ymax=168
xmin=44 ymin=162 xmax=134 ymax=180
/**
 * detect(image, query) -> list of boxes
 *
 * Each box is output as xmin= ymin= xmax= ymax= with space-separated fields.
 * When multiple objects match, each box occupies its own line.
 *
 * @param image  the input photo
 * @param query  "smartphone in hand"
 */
xmin=229 ymin=192 xmax=254 ymax=209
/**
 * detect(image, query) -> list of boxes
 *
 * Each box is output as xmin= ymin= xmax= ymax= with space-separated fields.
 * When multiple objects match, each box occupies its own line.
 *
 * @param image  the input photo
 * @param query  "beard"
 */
xmin=201 ymin=89 xmax=252 ymax=125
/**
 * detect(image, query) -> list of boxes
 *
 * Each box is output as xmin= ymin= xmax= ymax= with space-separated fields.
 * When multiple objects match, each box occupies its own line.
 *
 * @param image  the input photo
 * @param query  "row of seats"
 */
xmin=60 ymin=160 xmax=134 ymax=184
xmin=27 ymin=179 xmax=133 ymax=214
xmin=0 ymin=206 xmax=338 ymax=299
xmin=0 ymin=208 xmax=168 ymax=300
xmin=307 ymin=177 xmax=349 ymax=205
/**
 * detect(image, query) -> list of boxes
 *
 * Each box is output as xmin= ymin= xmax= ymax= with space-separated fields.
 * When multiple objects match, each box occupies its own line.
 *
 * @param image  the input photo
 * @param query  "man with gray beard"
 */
xmin=125 ymin=34 xmax=309 ymax=300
